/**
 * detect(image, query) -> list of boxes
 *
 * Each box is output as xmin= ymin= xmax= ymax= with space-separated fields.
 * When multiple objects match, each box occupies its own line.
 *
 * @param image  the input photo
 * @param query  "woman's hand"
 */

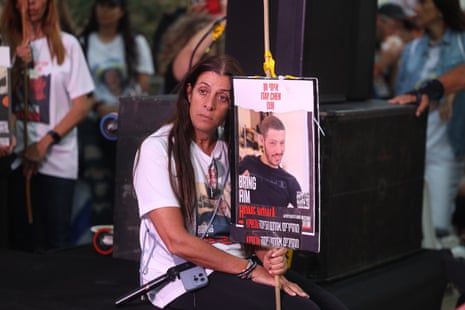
xmin=22 ymin=135 xmax=52 ymax=178
xmin=15 ymin=42 xmax=33 ymax=65
xmin=249 ymin=266 xmax=309 ymax=298
xmin=388 ymin=93 xmax=429 ymax=117
xmin=261 ymin=248 xmax=288 ymax=276
xmin=279 ymin=275 xmax=310 ymax=298
xmin=22 ymin=143 xmax=41 ymax=179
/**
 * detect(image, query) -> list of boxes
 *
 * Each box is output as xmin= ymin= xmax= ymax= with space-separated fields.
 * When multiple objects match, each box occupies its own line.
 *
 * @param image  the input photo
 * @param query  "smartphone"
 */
xmin=179 ymin=265 xmax=209 ymax=291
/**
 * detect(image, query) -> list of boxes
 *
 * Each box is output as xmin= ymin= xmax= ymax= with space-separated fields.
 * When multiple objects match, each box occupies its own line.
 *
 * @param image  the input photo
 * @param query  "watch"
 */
xmin=47 ymin=130 xmax=62 ymax=144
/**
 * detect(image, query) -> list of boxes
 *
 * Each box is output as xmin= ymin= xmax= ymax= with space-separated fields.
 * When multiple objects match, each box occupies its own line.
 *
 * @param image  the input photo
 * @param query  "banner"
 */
xmin=230 ymin=77 xmax=320 ymax=252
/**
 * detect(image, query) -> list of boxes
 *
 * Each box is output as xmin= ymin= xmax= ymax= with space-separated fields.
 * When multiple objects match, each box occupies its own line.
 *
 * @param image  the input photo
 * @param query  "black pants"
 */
xmin=9 ymin=168 xmax=75 ymax=252
xmin=164 ymin=270 xmax=348 ymax=310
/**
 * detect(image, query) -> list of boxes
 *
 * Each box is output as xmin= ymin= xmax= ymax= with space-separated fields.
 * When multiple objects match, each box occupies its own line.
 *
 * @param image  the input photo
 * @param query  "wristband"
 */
xmin=419 ymin=79 xmax=444 ymax=101
xmin=47 ymin=130 xmax=62 ymax=144
xmin=408 ymin=79 xmax=445 ymax=105
xmin=236 ymin=258 xmax=257 ymax=280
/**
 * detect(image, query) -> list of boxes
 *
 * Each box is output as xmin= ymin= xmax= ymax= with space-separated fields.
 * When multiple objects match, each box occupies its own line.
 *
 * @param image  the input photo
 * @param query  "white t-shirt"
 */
xmin=133 ymin=124 xmax=245 ymax=308
xmin=12 ymin=33 xmax=95 ymax=179
xmin=86 ymin=33 xmax=154 ymax=105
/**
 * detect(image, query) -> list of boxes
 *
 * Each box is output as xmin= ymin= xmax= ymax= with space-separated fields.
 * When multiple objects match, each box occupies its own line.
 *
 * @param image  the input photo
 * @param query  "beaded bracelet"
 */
xmin=236 ymin=258 xmax=257 ymax=280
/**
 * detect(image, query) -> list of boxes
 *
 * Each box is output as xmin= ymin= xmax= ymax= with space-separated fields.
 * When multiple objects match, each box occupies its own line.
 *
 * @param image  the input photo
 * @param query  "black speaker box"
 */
xmin=291 ymin=100 xmax=427 ymax=281
xmin=225 ymin=0 xmax=376 ymax=102
xmin=112 ymin=95 xmax=177 ymax=261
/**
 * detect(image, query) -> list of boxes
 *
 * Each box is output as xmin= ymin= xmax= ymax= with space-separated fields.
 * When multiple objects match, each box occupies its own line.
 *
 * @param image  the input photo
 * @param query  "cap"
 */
xmin=378 ymin=3 xmax=408 ymax=20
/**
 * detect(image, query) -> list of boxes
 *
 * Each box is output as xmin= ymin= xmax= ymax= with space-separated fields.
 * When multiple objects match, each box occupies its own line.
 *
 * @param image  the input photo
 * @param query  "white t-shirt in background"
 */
xmin=86 ymin=33 xmax=154 ymax=105
xmin=13 ymin=33 xmax=95 ymax=179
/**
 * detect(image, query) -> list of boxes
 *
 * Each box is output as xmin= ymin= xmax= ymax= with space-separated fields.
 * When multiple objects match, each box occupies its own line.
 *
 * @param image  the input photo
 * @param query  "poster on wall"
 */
xmin=0 ymin=46 xmax=12 ymax=147
xmin=230 ymin=76 xmax=320 ymax=253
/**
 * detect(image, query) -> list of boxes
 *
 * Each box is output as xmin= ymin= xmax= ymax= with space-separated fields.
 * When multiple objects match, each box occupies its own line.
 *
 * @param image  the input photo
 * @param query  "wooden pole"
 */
xmin=263 ymin=1 xmax=281 ymax=309
xmin=21 ymin=0 xmax=33 ymax=224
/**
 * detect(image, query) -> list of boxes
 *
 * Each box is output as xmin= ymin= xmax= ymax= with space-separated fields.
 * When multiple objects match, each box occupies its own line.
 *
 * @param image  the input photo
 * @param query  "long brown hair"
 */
xmin=432 ymin=0 xmax=465 ymax=31
xmin=0 ymin=0 xmax=66 ymax=65
xmin=168 ymin=55 xmax=243 ymax=224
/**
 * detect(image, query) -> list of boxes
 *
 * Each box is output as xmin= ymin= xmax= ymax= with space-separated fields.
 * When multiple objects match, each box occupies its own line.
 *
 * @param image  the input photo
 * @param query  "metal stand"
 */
xmin=115 ymin=262 xmax=194 ymax=307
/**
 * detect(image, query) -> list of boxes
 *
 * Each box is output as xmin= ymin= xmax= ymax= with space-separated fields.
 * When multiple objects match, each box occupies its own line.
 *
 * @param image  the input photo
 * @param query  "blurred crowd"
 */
xmin=0 ymin=0 xmax=228 ymax=251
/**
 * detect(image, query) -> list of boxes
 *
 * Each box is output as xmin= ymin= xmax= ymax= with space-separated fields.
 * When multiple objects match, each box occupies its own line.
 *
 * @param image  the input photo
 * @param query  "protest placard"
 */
xmin=230 ymin=77 xmax=320 ymax=252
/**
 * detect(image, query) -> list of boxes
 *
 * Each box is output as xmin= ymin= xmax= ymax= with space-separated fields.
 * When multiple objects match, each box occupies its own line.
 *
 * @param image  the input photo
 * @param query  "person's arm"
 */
xmin=149 ymin=207 xmax=309 ymax=297
xmin=172 ymin=20 xmax=221 ymax=82
xmin=373 ymin=36 xmax=403 ymax=79
xmin=438 ymin=64 xmax=465 ymax=96
xmin=22 ymin=93 xmax=94 ymax=177
xmin=51 ymin=93 xmax=94 ymax=139
xmin=136 ymin=73 xmax=152 ymax=93
xmin=388 ymin=64 xmax=465 ymax=116
xmin=148 ymin=207 xmax=277 ymax=283
xmin=134 ymin=35 xmax=154 ymax=93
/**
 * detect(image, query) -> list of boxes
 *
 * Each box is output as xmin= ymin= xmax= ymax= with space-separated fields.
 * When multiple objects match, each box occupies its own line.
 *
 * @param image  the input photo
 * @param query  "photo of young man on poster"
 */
xmin=238 ymin=114 xmax=302 ymax=208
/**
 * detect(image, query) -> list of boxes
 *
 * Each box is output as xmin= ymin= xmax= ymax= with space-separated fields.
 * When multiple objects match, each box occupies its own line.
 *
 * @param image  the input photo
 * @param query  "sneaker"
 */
xmin=451 ymin=245 xmax=465 ymax=259
xmin=439 ymin=234 xmax=461 ymax=249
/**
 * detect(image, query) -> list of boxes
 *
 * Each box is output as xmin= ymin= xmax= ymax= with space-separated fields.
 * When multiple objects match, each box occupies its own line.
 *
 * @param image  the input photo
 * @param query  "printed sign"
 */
xmin=230 ymin=77 xmax=320 ymax=252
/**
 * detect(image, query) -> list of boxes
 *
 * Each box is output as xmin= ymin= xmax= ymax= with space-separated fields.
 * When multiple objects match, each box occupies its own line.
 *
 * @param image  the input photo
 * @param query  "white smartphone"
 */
xmin=179 ymin=265 xmax=209 ymax=291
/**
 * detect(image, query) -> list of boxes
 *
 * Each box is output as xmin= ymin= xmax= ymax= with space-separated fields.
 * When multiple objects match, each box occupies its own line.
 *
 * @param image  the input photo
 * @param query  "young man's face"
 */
xmin=259 ymin=128 xmax=285 ymax=168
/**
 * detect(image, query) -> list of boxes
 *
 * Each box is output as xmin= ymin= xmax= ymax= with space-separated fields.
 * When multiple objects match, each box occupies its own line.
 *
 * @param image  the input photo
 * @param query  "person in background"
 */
xmin=390 ymin=0 xmax=465 ymax=246
xmin=373 ymin=3 xmax=420 ymax=99
xmin=78 ymin=0 xmax=154 ymax=226
xmin=389 ymin=63 xmax=465 ymax=115
xmin=133 ymin=55 xmax=349 ymax=310
xmin=390 ymin=63 xmax=465 ymax=258
xmin=80 ymin=0 xmax=154 ymax=115
xmin=0 ymin=0 xmax=95 ymax=252
xmin=156 ymin=1 xmax=227 ymax=94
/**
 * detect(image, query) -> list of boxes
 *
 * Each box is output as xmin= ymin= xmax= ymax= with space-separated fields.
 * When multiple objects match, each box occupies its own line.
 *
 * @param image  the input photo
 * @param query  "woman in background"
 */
xmin=80 ymin=0 xmax=154 ymax=115
xmin=78 ymin=0 xmax=154 ymax=226
xmin=0 ymin=0 xmax=94 ymax=251
xmin=156 ymin=1 xmax=226 ymax=94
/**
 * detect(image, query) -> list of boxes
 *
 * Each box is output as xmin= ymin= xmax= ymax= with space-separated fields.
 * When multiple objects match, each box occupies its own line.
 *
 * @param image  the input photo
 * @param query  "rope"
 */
xmin=21 ymin=0 xmax=33 ymax=224
xmin=263 ymin=2 xmax=281 ymax=308
xmin=263 ymin=0 xmax=276 ymax=79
